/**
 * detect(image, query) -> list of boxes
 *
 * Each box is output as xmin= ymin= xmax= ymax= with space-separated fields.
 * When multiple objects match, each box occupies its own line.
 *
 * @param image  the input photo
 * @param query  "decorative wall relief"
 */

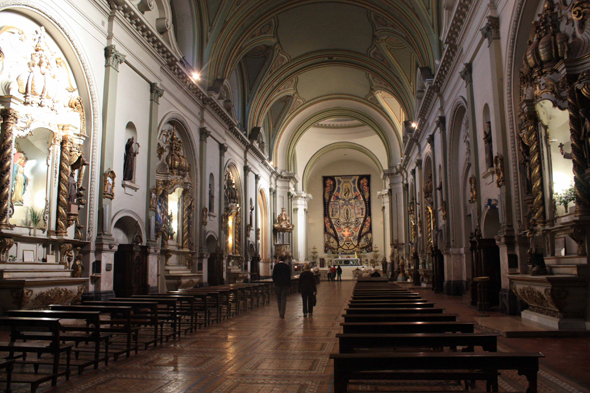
xmin=323 ymin=175 xmax=372 ymax=254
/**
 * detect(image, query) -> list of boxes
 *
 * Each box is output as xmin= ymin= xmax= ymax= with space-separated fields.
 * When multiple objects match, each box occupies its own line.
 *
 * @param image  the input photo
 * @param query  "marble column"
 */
xmin=243 ymin=164 xmax=251 ymax=269
xmin=98 ymin=45 xmax=126 ymax=239
xmin=94 ymin=45 xmax=126 ymax=299
xmin=459 ymin=63 xmax=482 ymax=224
xmin=293 ymin=192 xmax=312 ymax=262
xmin=147 ymin=83 xmax=164 ymax=293
xmin=198 ymin=128 xmax=211 ymax=271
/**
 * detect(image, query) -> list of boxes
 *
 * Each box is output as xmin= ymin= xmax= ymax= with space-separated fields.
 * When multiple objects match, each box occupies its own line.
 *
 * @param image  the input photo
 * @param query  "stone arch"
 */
xmin=111 ymin=210 xmax=145 ymax=245
xmin=448 ymin=99 xmax=469 ymax=247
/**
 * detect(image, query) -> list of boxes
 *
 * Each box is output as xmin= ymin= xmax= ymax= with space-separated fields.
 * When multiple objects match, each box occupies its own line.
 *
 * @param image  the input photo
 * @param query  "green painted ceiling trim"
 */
xmin=283 ymin=108 xmax=396 ymax=171
xmin=302 ymin=141 xmax=385 ymax=192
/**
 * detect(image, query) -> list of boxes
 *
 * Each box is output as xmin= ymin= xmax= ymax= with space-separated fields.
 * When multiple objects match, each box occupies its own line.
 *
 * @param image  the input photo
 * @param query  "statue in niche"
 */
xmin=224 ymin=171 xmax=238 ymax=204
xmin=483 ymin=121 xmax=494 ymax=169
xmin=68 ymin=171 xmax=77 ymax=204
xmin=208 ymin=182 xmax=214 ymax=212
xmin=123 ymin=137 xmax=139 ymax=182
xmin=11 ymin=151 xmax=29 ymax=205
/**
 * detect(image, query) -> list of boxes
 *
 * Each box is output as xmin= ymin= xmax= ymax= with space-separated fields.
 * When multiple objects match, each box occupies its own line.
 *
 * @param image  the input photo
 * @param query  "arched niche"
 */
xmin=122 ymin=122 xmax=139 ymax=183
xmin=152 ymin=121 xmax=196 ymax=261
xmin=482 ymin=104 xmax=494 ymax=170
xmin=423 ymin=156 xmax=435 ymax=255
xmin=112 ymin=214 xmax=143 ymax=245
xmin=0 ymin=9 xmax=93 ymax=243
xmin=448 ymin=103 xmax=470 ymax=248
xmin=257 ymin=188 xmax=270 ymax=266
xmin=482 ymin=206 xmax=501 ymax=239
xmin=222 ymin=163 xmax=243 ymax=269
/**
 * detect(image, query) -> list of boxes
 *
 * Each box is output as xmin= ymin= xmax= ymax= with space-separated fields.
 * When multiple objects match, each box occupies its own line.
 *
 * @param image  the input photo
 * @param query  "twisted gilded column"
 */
xmin=524 ymin=112 xmax=545 ymax=222
xmin=0 ymin=109 xmax=17 ymax=229
xmin=182 ymin=189 xmax=193 ymax=250
xmin=57 ymin=136 xmax=72 ymax=236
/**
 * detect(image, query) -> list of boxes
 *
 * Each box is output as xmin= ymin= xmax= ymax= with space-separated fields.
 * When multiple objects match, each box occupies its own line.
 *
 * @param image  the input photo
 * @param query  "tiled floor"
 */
xmin=27 ymin=281 xmax=589 ymax=392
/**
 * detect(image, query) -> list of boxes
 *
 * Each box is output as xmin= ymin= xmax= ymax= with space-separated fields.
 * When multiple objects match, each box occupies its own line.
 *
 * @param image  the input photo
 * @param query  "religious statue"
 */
xmin=68 ymin=171 xmax=77 ymax=204
xmin=469 ymin=176 xmax=477 ymax=203
xmin=103 ymin=169 xmax=115 ymax=199
xmin=72 ymin=248 xmax=84 ymax=278
xmin=518 ymin=125 xmax=533 ymax=193
xmin=528 ymin=218 xmax=549 ymax=275
xmin=273 ymin=207 xmax=294 ymax=232
xmin=123 ymin=137 xmax=139 ymax=181
xmin=12 ymin=151 xmax=29 ymax=205
xmin=224 ymin=171 xmax=238 ymax=204
xmin=483 ymin=121 xmax=494 ymax=169
xmin=208 ymin=182 xmax=215 ymax=212
xmin=494 ymin=154 xmax=505 ymax=187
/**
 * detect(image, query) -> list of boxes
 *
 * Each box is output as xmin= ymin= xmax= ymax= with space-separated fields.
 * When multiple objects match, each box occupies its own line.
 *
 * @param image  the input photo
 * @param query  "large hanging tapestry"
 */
xmin=323 ymin=175 xmax=372 ymax=254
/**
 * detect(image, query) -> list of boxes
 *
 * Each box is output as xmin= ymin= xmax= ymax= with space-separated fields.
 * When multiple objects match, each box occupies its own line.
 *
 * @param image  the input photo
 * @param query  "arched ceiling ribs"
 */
xmin=270 ymin=95 xmax=402 ymax=160
xmin=247 ymin=54 xmax=414 ymax=132
xmin=281 ymin=107 xmax=400 ymax=172
xmin=205 ymin=1 xmax=437 ymax=83
xmin=302 ymin=142 xmax=385 ymax=192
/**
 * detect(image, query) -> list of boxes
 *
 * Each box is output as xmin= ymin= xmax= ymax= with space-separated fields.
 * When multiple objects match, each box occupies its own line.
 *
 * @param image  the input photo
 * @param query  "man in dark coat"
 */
xmin=272 ymin=257 xmax=291 ymax=318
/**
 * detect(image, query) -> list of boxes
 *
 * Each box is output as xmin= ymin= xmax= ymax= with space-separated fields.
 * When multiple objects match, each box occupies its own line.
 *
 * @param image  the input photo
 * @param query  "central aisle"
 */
xmin=48 ymin=281 xmax=355 ymax=393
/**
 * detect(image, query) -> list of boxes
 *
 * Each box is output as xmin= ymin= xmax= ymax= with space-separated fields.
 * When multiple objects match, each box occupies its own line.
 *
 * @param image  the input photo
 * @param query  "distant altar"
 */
xmin=334 ymin=257 xmax=360 ymax=266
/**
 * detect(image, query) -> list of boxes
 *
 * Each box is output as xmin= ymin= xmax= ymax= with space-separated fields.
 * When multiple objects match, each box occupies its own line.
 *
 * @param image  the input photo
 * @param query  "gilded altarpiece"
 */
xmin=0 ymin=15 xmax=90 ymax=312
xmin=153 ymin=127 xmax=195 ymax=282
xmin=323 ymin=175 xmax=372 ymax=254
xmin=509 ymin=0 xmax=590 ymax=329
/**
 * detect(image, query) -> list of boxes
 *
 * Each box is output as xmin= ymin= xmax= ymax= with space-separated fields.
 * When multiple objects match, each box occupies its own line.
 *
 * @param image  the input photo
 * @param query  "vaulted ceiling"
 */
xmin=171 ymin=0 xmax=440 ymax=176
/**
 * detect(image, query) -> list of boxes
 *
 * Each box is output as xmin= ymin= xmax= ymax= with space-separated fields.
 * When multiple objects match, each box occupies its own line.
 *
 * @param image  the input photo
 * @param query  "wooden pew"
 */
xmin=111 ymin=298 xmax=180 ymax=341
xmin=6 ymin=310 xmax=109 ymax=374
xmin=337 ymin=332 xmax=500 ymax=353
xmin=82 ymin=300 xmax=161 ymax=349
xmin=348 ymin=302 xmax=435 ymax=308
xmin=342 ymin=313 xmax=458 ymax=323
xmin=134 ymin=294 xmax=196 ymax=334
xmin=330 ymin=352 xmax=544 ymax=393
xmin=0 ymin=317 xmax=72 ymax=392
xmin=341 ymin=321 xmax=476 ymax=334
xmin=344 ymin=307 xmax=444 ymax=315
xmin=49 ymin=304 xmax=138 ymax=360
xmin=0 ymin=359 xmax=14 ymax=393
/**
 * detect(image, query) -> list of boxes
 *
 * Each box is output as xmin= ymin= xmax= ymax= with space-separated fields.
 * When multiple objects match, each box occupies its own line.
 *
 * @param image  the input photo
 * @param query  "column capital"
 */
xmin=150 ymin=82 xmax=165 ymax=104
xmin=459 ymin=63 xmax=472 ymax=84
xmin=436 ymin=116 xmax=446 ymax=132
xmin=480 ymin=16 xmax=500 ymax=46
xmin=104 ymin=45 xmax=126 ymax=71
xmin=415 ymin=158 xmax=422 ymax=170
xmin=426 ymin=133 xmax=435 ymax=146
xmin=244 ymin=164 xmax=252 ymax=174
xmin=1 ymin=108 xmax=19 ymax=124
xmin=255 ymin=174 xmax=260 ymax=182
xmin=219 ymin=143 xmax=228 ymax=155
xmin=199 ymin=127 xmax=211 ymax=142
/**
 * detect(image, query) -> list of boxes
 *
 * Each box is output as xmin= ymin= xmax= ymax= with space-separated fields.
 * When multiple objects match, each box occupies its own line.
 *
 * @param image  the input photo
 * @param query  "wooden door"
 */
xmin=114 ymin=244 xmax=148 ymax=297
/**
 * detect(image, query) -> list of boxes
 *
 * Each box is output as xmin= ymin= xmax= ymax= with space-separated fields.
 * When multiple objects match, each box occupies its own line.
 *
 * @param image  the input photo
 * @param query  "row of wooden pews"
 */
xmin=330 ymin=278 xmax=544 ymax=392
xmin=0 ymin=281 xmax=273 ymax=393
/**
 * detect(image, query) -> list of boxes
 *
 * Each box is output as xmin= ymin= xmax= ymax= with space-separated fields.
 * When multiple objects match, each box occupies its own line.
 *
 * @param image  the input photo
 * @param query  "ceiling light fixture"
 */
xmin=192 ymin=72 xmax=201 ymax=81
xmin=411 ymin=122 xmax=418 ymax=128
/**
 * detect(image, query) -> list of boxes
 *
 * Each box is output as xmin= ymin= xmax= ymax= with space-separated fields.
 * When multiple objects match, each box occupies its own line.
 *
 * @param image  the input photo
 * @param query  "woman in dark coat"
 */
xmin=298 ymin=262 xmax=317 ymax=317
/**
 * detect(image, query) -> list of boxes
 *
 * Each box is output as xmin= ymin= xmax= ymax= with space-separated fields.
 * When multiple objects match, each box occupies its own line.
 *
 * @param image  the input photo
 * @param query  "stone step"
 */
xmin=0 ymin=270 xmax=73 ymax=279
xmin=545 ymin=255 xmax=587 ymax=265
xmin=165 ymin=265 xmax=191 ymax=271
xmin=0 ymin=263 xmax=66 ymax=271
xmin=548 ymin=264 xmax=588 ymax=278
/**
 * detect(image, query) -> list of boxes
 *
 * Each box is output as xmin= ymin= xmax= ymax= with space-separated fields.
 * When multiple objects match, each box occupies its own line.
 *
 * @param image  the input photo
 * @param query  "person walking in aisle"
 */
xmin=272 ymin=256 xmax=291 ymax=318
xmin=298 ymin=262 xmax=317 ymax=317
xmin=336 ymin=265 xmax=342 ymax=281
xmin=331 ymin=265 xmax=337 ymax=282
